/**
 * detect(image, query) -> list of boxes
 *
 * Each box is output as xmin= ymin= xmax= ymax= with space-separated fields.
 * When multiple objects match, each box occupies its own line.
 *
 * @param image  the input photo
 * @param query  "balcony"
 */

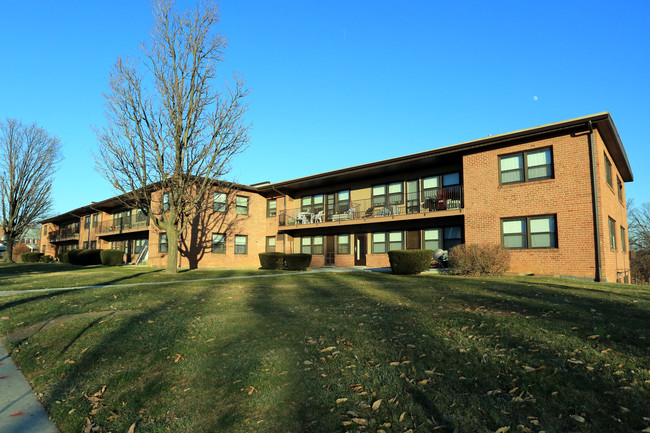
xmin=279 ymin=185 xmax=463 ymax=229
xmin=98 ymin=217 xmax=149 ymax=235
xmin=48 ymin=229 xmax=80 ymax=243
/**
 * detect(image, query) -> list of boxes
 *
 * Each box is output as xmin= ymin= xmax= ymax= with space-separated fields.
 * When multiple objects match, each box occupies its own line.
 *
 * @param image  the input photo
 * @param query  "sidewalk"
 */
xmin=0 ymin=342 xmax=60 ymax=433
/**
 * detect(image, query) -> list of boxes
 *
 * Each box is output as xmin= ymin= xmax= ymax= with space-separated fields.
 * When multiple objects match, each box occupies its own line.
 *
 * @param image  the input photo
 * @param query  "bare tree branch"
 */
xmin=94 ymin=0 xmax=250 ymax=273
xmin=0 ymin=118 xmax=62 ymax=262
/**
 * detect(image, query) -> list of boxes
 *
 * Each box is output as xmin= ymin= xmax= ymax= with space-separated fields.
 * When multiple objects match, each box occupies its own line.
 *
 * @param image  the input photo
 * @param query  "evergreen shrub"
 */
xmin=101 ymin=249 xmax=124 ymax=266
xmin=259 ymin=252 xmax=285 ymax=270
xmin=388 ymin=249 xmax=434 ymax=275
xmin=283 ymin=253 xmax=311 ymax=271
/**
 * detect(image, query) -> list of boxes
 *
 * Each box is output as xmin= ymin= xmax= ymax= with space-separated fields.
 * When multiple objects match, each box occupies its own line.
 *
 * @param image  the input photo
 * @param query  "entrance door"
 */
xmin=325 ymin=236 xmax=335 ymax=266
xmin=354 ymin=234 xmax=367 ymax=266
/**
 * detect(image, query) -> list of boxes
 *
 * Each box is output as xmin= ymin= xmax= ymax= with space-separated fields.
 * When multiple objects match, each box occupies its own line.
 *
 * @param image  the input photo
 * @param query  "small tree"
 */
xmin=0 ymin=118 xmax=62 ymax=262
xmin=95 ymin=0 xmax=250 ymax=273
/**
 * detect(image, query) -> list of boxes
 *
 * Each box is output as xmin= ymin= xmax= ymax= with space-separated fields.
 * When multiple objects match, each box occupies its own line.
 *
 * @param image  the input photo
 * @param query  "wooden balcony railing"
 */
xmin=279 ymin=185 xmax=463 ymax=226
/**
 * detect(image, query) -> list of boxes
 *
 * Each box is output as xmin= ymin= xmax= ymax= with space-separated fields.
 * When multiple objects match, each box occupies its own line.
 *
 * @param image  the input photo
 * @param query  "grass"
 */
xmin=0 ymin=265 xmax=649 ymax=432
xmin=0 ymin=262 xmax=290 ymax=291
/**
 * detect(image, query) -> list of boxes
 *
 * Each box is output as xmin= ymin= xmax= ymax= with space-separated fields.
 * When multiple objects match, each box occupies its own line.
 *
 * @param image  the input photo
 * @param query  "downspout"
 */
xmin=588 ymin=121 xmax=603 ymax=282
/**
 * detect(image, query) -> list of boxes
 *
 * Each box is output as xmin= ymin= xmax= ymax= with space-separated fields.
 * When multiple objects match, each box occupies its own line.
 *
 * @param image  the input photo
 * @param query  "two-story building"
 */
xmin=40 ymin=112 xmax=633 ymax=282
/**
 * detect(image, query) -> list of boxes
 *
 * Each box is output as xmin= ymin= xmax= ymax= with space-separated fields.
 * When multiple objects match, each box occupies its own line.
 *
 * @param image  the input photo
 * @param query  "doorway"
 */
xmin=354 ymin=234 xmax=367 ymax=266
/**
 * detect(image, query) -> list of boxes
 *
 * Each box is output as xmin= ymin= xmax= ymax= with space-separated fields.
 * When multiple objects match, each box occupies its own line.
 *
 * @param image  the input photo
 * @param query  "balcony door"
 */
xmin=406 ymin=180 xmax=420 ymax=214
xmin=354 ymin=234 xmax=367 ymax=266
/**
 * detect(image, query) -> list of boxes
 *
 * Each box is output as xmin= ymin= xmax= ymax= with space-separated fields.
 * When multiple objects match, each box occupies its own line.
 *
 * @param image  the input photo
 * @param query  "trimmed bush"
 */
xmin=101 ymin=249 xmax=124 ymax=266
xmin=42 ymin=255 xmax=54 ymax=263
xmin=59 ymin=251 xmax=70 ymax=263
xmin=388 ymin=249 xmax=434 ymax=275
xmin=448 ymin=243 xmax=510 ymax=276
xmin=66 ymin=249 xmax=83 ymax=264
xmin=75 ymin=249 xmax=102 ymax=266
xmin=259 ymin=252 xmax=285 ymax=270
xmin=24 ymin=252 xmax=44 ymax=263
xmin=283 ymin=253 xmax=311 ymax=271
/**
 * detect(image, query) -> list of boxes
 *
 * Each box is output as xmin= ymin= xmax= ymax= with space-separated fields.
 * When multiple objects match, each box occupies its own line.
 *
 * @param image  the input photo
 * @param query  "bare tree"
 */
xmin=0 ymin=118 xmax=62 ymax=262
xmin=628 ymin=200 xmax=650 ymax=251
xmin=95 ymin=0 xmax=250 ymax=273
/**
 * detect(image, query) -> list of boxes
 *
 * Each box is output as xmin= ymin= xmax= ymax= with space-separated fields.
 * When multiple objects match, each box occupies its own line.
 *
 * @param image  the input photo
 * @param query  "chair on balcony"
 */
xmin=296 ymin=212 xmax=312 ymax=224
xmin=313 ymin=211 xmax=324 ymax=223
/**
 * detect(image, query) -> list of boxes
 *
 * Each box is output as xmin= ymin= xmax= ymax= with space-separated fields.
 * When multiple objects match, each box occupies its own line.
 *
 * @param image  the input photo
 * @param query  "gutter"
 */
xmin=588 ymin=121 xmax=603 ymax=282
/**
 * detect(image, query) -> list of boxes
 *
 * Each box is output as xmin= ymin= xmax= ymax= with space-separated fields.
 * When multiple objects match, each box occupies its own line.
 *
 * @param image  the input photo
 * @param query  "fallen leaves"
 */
xmin=372 ymin=399 xmax=382 ymax=410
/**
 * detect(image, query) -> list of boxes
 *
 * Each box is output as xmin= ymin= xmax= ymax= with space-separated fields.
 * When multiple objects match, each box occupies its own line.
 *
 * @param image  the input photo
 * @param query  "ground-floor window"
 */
xmin=83 ymin=241 xmax=89 ymax=249
xmin=159 ymin=234 xmax=168 ymax=253
xmin=301 ymin=236 xmax=323 ymax=255
xmin=134 ymin=238 xmax=147 ymax=255
xmin=501 ymin=215 xmax=556 ymax=249
xmin=423 ymin=228 xmax=441 ymax=250
xmin=266 ymin=236 xmax=276 ymax=252
xmin=235 ymin=235 xmax=248 ymax=254
xmin=212 ymin=233 xmax=226 ymax=254
xmin=443 ymin=226 xmax=462 ymax=250
xmin=90 ymin=240 xmax=97 ymax=249
xmin=372 ymin=231 xmax=403 ymax=253
xmin=337 ymin=234 xmax=350 ymax=254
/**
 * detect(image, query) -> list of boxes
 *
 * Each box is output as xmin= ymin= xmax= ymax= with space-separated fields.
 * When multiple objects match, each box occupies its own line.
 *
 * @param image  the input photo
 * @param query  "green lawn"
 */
xmin=0 ymin=265 xmax=648 ymax=432
xmin=0 ymin=262 xmax=289 ymax=291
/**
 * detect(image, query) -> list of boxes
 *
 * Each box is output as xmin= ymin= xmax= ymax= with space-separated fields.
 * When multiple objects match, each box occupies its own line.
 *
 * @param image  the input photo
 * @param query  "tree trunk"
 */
xmin=4 ymin=236 xmax=15 ymax=263
xmin=166 ymin=228 xmax=179 ymax=273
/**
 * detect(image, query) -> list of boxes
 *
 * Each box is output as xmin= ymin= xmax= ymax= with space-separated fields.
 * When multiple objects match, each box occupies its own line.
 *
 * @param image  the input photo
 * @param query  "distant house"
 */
xmin=40 ymin=113 xmax=632 ymax=282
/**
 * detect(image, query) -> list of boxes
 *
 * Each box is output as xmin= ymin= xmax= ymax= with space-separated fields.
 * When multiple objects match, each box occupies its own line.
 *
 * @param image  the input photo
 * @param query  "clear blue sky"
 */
xmin=1 ymin=0 xmax=648 ymax=215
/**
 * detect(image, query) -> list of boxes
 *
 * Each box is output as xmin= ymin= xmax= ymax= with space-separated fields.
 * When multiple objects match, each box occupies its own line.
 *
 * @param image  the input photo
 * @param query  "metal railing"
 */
xmin=279 ymin=186 xmax=463 ymax=226
xmin=48 ymin=228 xmax=80 ymax=242
xmin=98 ymin=216 xmax=149 ymax=234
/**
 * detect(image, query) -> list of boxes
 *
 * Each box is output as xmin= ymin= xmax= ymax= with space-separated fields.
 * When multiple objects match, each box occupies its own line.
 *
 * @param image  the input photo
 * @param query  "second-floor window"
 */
xmin=163 ymin=193 xmax=170 ymax=212
xmin=214 ymin=193 xmax=227 ymax=212
xmin=236 ymin=196 xmax=249 ymax=215
xmin=372 ymin=182 xmax=403 ymax=207
xmin=609 ymin=217 xmax=616 ymax=250
xmin=267 ymin=199 xmax=276 ymax=217
xmin=84 ymin=216 xmax=90 ymax=229
xmin=617 ymin=177 xmax=623 ymax=201
xmin=301 ymin=194 xmax=324 ymax=213
xmin=500 ymin=148 xmax=553 ymax=185
xmin=620 ymin=226 xmax=626 ymax=252
xmin=604 ymin=153 xmax=613 ymax=187
xmin=92 ymin=214 xmax=98 ymax=227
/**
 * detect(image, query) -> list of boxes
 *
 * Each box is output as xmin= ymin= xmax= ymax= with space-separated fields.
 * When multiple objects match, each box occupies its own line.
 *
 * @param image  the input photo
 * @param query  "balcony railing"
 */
xmin=98 ymin=217 xmax=149 ymax=234
xmin=279 ymin=185 xmax=463 ymax=226
xmin=48 ymin=228 xmax=80 ymax=242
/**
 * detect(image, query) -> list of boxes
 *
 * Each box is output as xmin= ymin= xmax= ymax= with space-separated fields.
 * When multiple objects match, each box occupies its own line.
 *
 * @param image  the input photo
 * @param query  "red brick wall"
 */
xmin=593 ymin=130 xmax=630 ymax=282
xmin=463 ymin=131 xmax=598 ymax=279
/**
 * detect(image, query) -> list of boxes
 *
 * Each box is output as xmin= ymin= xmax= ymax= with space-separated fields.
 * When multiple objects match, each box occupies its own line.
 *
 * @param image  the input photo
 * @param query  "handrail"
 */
xmin=279 ymin=185 xmax=463 ymax=226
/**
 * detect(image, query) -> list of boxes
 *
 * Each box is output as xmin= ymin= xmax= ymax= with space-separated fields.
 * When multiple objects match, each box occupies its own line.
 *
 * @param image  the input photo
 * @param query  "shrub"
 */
xmin=24 ymin=252 xmax=44 ymax=263
xmin=13 ymin=243 xmax=30 ymax=261
xmin=448 ymin=243 xmax=510 ymax=276
xmin=259 ymin=252 xmax=285 ymax=270
xmin=41 ymin=255 xmax=54 ymax=263
xmin=283 ymin=253 xmax=311 ymax=271
xmin=59 ymin=251 xmax=70 ymax=263
xmin=388 ymin=249 xmax=434 ymax=275
xmin=101 ymin=249 xmax=124 ymax=266
xmin=75 ymin=249 xmax=102 ymax=266
xmin=66 ymin=249 xmax=83 ymax=264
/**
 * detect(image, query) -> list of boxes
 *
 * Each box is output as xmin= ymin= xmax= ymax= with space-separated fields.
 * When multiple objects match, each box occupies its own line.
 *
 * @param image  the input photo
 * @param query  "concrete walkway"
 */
xmin=0 ymin=342 xmax=60 ymax=433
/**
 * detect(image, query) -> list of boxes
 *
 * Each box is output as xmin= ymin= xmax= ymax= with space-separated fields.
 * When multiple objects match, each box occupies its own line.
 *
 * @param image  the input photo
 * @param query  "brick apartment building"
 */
xmin=40 ymin=112 xmax=633 ymax=282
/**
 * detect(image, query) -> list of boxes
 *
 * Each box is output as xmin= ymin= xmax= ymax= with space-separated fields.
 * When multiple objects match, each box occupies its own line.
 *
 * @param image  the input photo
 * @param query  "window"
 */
xmin=423 ymin=229 xmax=441 ymax=250
xmin=135 ymin=209 xmax=147 ymax=222
xmin=92 ymin=214 xmax=98 ymax=228
xmin=234 ymin=235 xmax=247 ymax=254
xmin=337 ymin=234 xmax=350 ymax=254
xmin=372 ymin=231 xmax=403 ymax=253
xmin=422 ymin=176 xmax=439 ymax=200
xmin=442 ymin=172 xmax=460 ymax=186
xmin=214 ymin=193 xmax=227 ymax=212
xmin=617 ymin=177 xmax=623 ymax=201
xmin=236 ymin=196 xmax=249 ymax=215
xmin=620 ymin=226 xmax=626 ymax=252
xmin=500 ymin=148 xmax=553 ymax=184
xmin=134 ymin=239 xmax=146 ymax=254
xmin=337 ymin=190 xmax=350 ymax=213
xmin=163 ymin=193 xmax=170 ymax=212
xmin=301 ymin=195 xmax=324 ymax=213
xmin=609 ymin=217 xmax=616 ymax=250
xmin=604 ymin=153 xmax=613 ymax=187
xmin=90 ymin=240 xmax=97 ymax=249
xmin=265 ymin=236 xmax=276 ymax=252
xmin=444 ymin=226 xmax=463 ymax=250
xmin=373 ymin=182 xmax=403 ymax=206
xmin=212 ymin=233 xmax=226 ymax=254
xmin=83 ymin=241 xmax=89 ymax=249
xmin=43 ymin=225 xmax=48 ymax=235
xmin=372 ymin=185 xmax=386 ymax=207
xmin=266 ymin=199 xmax=277 ymax=217
xmin=159 ymin=233 xmax=168 ymax=253
xmin=502 ymin=215 xmax=556 ymax=249
xmin=301 ymin=236 xmax=323 ymax=255
xmin=85 ymin=216 xmax=90 ymax=229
